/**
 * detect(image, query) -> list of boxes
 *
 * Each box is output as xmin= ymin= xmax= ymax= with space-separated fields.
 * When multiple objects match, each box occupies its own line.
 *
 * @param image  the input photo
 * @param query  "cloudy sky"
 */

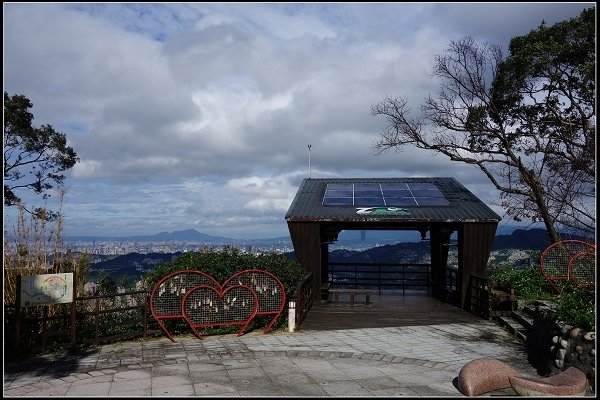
xmin=3 ymin=2 xmax=593 ymax=239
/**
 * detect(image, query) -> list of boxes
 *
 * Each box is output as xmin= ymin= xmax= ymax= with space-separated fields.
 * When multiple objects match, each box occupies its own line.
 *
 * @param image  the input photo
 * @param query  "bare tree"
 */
xmin=372 ymin=9 xmax=595 ymax=243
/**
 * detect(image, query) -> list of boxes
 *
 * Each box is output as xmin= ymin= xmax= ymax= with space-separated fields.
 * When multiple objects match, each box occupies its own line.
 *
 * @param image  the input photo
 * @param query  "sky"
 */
xmin=3 ymin=2 xmax=594 ymax=239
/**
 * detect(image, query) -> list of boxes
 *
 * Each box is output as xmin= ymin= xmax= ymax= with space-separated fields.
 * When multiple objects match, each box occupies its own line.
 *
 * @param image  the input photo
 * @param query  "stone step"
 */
xmin=496 ymin=314 xmax=529 ymax=342
xmin=511 ymin=310 xmax=534 ymax=331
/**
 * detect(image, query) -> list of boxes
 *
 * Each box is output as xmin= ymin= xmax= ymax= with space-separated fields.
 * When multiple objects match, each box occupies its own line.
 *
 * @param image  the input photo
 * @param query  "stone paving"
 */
xmin=4 ymin=321 xmax=543 ymax=397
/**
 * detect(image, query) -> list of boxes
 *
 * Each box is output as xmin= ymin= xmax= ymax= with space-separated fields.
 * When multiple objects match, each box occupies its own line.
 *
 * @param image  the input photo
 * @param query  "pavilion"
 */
xmin=285 ymin=177 xmax=501 ymax=309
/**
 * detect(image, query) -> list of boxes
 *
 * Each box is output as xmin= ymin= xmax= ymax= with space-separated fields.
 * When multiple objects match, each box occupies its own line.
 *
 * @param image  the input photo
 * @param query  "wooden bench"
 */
xmin=328 ymin=288 xmax=376 ymax=305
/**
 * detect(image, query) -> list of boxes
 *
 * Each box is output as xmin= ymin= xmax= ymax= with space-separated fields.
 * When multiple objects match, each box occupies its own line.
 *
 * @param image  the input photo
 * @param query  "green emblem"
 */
xmin=356 ymin=207 xmax=411 ymax=216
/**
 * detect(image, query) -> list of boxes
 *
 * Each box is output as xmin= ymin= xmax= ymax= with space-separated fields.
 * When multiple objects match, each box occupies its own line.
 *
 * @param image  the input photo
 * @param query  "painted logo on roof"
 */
xmin=356 ymin=207 xmax=411 ymax=216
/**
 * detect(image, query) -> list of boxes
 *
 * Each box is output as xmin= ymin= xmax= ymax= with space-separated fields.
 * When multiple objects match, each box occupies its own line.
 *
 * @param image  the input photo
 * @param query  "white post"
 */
xmin=308 ymin=144 xmax=312 ymax=179
xmin=288 ymin=301 xmax=296 ymax=332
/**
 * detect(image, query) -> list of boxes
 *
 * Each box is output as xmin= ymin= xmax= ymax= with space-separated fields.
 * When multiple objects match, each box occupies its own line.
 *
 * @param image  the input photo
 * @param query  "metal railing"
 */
xmin=327 ymin=262 xmax=433 ymax=294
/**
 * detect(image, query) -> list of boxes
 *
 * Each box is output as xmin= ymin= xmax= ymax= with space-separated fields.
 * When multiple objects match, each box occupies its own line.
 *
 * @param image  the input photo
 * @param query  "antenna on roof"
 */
xmin=308 ymin=144 xmax=312 ymax=179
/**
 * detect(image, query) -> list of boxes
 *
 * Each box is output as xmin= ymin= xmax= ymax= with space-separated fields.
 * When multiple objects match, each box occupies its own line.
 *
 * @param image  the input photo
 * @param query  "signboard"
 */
xmin=20 ymin=273 xmax=74 ymax=307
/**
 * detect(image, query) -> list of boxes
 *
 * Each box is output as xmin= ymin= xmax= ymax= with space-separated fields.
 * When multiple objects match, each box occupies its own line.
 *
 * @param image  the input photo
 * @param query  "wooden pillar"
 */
xmin=458 ymin=223 xmax=497 ymax=309
xmin=287 ymin=222 xmax=323 ymax=304
xmin=430 ymin=226 xmax=453 ymax=302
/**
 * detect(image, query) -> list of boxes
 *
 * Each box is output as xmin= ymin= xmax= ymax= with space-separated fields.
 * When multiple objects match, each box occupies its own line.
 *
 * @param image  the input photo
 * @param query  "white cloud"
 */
xmin=3 ymin=3 xmax=591 ymax=237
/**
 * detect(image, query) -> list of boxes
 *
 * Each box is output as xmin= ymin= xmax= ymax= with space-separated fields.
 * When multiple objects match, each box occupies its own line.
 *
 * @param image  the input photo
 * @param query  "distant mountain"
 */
xmin=66 ymin=229 xmax=235 ymax=243
xmin=330 ymin=241 xmax=431 ymax=263
xmin=64 ymin=227 xmax=583 ymax=251
xmin=84 ymin=228 xmax=574 ymax=286
xmin=492 ymin=228 xmax=552 ymax=250
xmin=88 ymin=252 xmax=184 ymax=283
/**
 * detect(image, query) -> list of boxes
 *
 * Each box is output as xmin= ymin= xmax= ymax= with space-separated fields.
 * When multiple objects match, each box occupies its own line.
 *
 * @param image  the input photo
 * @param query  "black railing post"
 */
xmin=378 ymin=265 xmax=381 ymax=295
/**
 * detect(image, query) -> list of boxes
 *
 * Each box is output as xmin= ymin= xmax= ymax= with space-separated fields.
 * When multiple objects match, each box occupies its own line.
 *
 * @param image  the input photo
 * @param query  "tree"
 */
xmin=371 ymin=8 xmax=595 ymax=243
xmin=4 ymin=92 xmax=79 ymax=218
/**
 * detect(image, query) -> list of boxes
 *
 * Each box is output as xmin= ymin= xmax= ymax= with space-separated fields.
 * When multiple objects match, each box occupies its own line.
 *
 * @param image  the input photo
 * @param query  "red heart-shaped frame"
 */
xmin=182 ymin=284 xmax=258 ymax=338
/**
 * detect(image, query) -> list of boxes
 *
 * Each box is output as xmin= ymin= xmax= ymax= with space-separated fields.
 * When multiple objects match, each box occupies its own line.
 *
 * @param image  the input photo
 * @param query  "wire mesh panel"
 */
xmin=223 ymin=269 xmax=286 ymax=333
xmin=540 ymin=240 xmax=596 ymax=293
xmin=569 ymin=247 xmax=596 ymax=287
xmin=150 ymin=270 xmax=219 ymax=341
xmin=182 ymin=285 xmax=258 ymax=337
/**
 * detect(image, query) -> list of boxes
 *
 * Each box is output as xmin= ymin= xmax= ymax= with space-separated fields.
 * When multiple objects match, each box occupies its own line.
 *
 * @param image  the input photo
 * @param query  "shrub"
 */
xmin=488 ymin=263 xmax=596 ymax=330
xmin=487 ymin=264 xmax=555 ymax=301
xmin=554 ymin=282 xmax=595 ymax=331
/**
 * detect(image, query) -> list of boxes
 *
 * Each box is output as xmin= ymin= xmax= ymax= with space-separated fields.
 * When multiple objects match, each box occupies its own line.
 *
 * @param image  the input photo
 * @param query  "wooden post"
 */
xmin=15 ymin=275 xmax=22 ymax=357
xmin=71 ymin=270 xmax=77 ymax=347
xmin=42 ymin=305 xmax=48 ymax=352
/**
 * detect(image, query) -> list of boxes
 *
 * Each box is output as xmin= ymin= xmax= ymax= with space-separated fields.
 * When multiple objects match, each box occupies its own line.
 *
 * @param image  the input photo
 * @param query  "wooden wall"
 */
xmin=458 ymin=223 xmax=498 ymax=308
xmin=287 ymin=222 xmax=323 ymax=303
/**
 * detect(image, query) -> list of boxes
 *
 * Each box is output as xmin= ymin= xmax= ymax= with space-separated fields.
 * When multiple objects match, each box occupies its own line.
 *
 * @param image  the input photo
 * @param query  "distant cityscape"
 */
xmin=58 ymin=227 xmax=557 ymax=256
xmin=3 ymin=228 xmax=557 ymax=289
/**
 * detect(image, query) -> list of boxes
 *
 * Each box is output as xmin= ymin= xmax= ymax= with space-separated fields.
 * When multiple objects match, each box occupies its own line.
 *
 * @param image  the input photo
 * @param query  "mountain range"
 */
xmin=84 ymin=228 xmax=574 ymax=285
xmin=66 ymin=227 xmax=567 ymax=250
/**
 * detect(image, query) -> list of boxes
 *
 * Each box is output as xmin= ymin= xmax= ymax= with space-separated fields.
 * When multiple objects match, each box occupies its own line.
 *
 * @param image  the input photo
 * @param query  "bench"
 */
xmin=509 ymin=367 xmax=589 ymax=396
xmin=458 ymin=357 xmax=519 ymax=396
xmin=327 ymin=288 xmax=376 ymax=305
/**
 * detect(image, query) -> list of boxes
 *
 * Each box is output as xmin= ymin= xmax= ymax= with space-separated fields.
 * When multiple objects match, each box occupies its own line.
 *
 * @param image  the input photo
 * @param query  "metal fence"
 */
xmin=327 ymin=262 xmax=434 ymax=294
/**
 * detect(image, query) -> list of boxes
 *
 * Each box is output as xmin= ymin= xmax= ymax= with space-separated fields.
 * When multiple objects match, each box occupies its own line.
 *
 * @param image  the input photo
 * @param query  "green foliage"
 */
xmin=488 ymin=264 xmax=555 ymax=301
xmin=97 ymin=270 xmax=118 ymax=295
xmin=554 ymin=282 xmax=595 ymax=331
xmin=4 ymin=92 xmax=79 ymax=213
xmin=488 ymin=263 xmax=596 ymax=330
xmin=145 ymin=247 xmax=306 ymax=298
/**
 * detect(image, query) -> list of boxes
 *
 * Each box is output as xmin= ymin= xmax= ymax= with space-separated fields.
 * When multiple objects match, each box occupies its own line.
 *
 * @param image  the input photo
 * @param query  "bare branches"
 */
xmin=370 ymin=10 xmax=596 ymax=242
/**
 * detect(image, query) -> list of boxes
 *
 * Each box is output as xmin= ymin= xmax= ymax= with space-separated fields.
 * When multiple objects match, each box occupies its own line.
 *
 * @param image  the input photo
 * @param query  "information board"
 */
xmin=20 ymin=273 xmax=74 ymax=307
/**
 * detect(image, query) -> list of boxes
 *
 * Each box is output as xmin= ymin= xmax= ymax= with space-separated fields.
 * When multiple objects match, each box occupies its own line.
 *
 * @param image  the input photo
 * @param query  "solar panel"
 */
xmin=324 ymin=190 xmax=353 ymax=197
xmin=354 ymin=197 xmax=385 ymax=206
xmin=385 ymin=197 xmax=418 ymax=206
xmin=323 ymin=197 xmax=354 ymax=206
xmin=382 ymin=189 xmax=412 ymax=197
xmin=354 ymin=190 xmax=382 ymax=197
xmin=323 ymin=182 xmax=449 ymax=207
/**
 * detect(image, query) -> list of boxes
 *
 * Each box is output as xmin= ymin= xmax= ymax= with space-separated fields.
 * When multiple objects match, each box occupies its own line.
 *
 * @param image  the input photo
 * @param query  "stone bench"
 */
xmin=509 ymin=366 xmax=589 ymax=397
xmin=458 ymin=358 xmax=589 ymax=397
xmin=328 ymin=288 xmax=375 ymax=305
xmin=458 ymin=357 xmax=519 ymax=396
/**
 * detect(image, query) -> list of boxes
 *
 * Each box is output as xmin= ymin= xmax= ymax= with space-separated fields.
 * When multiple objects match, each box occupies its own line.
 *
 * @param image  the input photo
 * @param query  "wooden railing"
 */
xmin=6 ymin=277 xmax=313 ymax=358
xmin=5 ymin=290 xmax=162 ymax=359
xmin=294 ymin=273 xmax=313 ymax=328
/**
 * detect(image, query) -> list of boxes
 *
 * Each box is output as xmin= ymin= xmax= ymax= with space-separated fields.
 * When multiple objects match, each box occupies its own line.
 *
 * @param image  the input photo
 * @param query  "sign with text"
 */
xmin=20 ymin=273 xmax=74 ymax=307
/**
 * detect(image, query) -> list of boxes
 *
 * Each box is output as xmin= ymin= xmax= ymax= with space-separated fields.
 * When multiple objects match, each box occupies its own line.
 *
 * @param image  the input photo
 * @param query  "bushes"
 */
xmin=145 ymin=247 xmax=306 ymax=297
xmin=487 ymin=263 xmax=596 ymax=330
xmin=488 ymin=264 xmax=555 ymax=301
xmin=554 ymin=282 xmax=595 ymax=331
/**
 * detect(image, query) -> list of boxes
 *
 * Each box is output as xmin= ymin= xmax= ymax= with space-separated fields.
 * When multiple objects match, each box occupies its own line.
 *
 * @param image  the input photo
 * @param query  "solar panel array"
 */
xmin=322 ymin=182 xmax=449 ymax=207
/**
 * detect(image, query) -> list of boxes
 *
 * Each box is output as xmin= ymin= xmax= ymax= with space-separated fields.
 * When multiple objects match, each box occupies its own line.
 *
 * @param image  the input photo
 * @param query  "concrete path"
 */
xmin=4 ymin=321 xmax=540 ymax=397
